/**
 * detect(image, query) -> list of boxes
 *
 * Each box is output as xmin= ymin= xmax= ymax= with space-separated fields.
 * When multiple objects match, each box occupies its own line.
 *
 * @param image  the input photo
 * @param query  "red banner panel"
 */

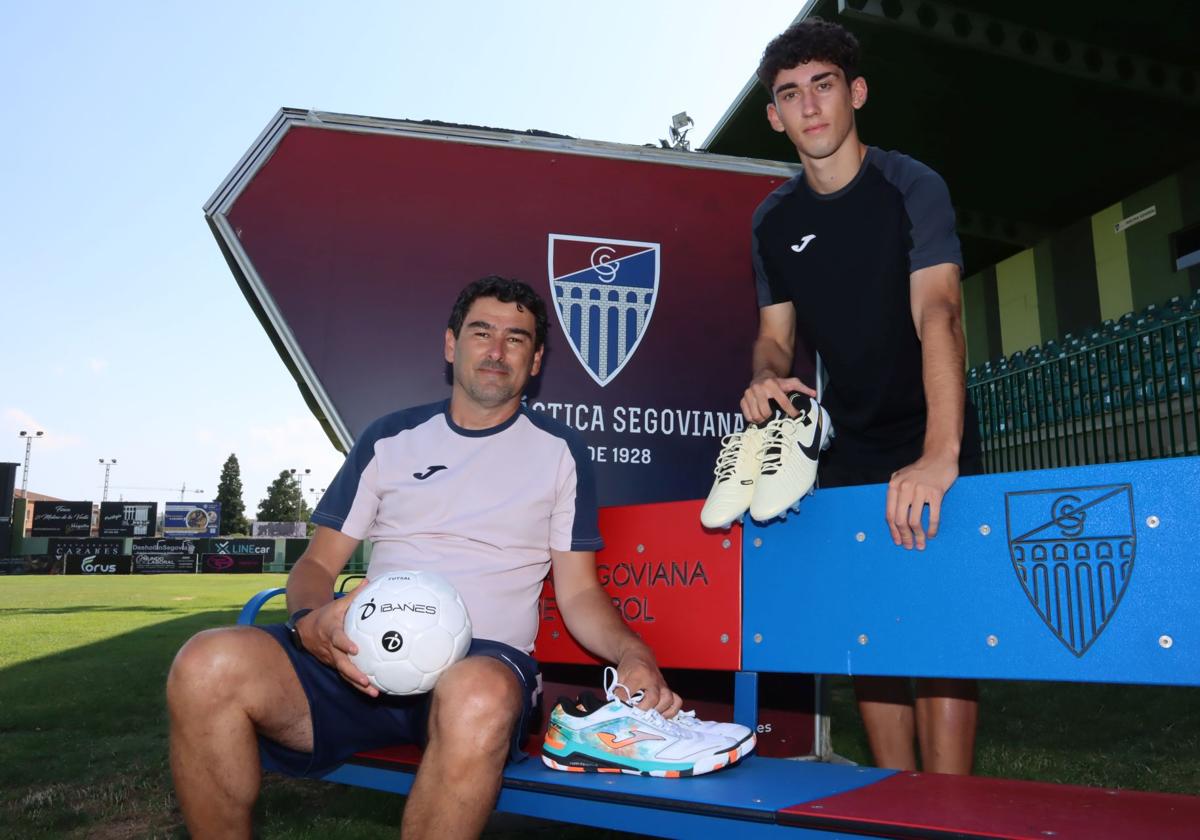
xmin=535 ymin=499 xmax=740 ymax=670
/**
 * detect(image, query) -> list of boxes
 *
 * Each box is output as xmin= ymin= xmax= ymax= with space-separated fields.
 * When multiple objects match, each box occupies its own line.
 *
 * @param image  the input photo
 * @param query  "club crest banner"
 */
xmin=547 ymin=235 xmax=659 ymax=387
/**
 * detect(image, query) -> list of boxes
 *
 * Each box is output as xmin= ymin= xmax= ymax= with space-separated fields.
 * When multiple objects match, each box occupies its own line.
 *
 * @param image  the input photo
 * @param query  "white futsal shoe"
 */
xmin=700 ymin=425 xmax=765 ymax=528
xmin=749 ymin=392 xmax=833 ymax=522
xmin=673 ymin=708 xmax=756 ymax=743
xmin=541 ymin=667 xmax=756 ymax=777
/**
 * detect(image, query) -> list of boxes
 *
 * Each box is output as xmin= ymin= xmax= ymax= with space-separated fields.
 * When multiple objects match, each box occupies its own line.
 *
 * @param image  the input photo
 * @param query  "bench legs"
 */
xmin=733 ymin=670 xmax=758 ymax=731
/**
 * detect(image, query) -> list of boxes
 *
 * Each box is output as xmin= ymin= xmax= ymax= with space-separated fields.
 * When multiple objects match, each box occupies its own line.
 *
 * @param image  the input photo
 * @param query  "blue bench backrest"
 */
xmin=743 ymin=457 xmax=1200 ymax=686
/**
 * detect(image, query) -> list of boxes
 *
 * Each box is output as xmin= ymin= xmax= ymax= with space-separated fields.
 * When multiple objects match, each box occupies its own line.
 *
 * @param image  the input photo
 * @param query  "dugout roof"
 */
xmin=704 ymin=0 xmax=1200 ymax=275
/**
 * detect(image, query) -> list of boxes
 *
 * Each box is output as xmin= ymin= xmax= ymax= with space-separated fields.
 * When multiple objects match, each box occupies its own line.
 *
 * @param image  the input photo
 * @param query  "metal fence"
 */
xmin=969 ymin=313 xmax=1200 ymax=473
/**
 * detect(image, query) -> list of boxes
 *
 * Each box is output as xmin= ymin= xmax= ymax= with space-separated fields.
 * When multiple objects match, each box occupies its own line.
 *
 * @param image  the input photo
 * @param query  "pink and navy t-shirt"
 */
xmin=312 ymin=400 xmax=602 ymax=653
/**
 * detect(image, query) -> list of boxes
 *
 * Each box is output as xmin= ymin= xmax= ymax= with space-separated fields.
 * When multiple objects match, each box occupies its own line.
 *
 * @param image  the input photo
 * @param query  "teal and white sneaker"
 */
xmin=541 ymin=667 xmax=756 ymax=778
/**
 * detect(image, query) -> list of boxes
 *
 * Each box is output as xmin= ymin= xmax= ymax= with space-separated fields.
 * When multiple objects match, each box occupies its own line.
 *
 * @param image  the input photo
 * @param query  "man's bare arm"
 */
xmin=886 ymin=262 xmax=966 ymax=550
xmin=550 ymin=548 xmax=681 ymax=717
xmin=286 ymin=525 xmax=360 ymax=613
xmin=742 ymin=302 xmax=814 ymax=422
xmin=286 ymin=525 xmax=378 ymax=695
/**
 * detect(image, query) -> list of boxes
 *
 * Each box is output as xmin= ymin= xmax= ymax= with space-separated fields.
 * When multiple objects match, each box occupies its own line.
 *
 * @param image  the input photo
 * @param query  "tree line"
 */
xmin=213 ymin=454 xmax=314 ymax=537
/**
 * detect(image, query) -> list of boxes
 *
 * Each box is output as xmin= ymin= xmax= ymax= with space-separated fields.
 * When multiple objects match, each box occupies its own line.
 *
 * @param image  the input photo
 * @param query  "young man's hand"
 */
xmin=740 ymin=375 xmax=816 ymax=423
xmin=614 ymin=647 xmax=682 ymax=719
xmin=886 ymin=454 xmax=959 ymax=550
xmin=296 ymin=594 xmax=379 ymax=697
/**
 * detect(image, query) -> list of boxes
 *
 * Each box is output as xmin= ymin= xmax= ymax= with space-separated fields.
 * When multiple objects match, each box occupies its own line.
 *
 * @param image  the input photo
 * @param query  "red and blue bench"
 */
xmin=239 ymin=457 xmax=1200 ymax=838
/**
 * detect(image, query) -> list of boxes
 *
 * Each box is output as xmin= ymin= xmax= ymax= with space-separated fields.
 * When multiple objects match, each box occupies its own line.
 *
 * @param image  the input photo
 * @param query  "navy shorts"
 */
xmin=255 ymin=624 xmax=540 ymax=778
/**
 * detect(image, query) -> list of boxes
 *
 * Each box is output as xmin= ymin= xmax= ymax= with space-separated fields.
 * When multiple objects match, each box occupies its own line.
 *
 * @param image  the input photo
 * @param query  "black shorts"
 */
xmin=255 ymin=624 xmax=540 ymax=778
xmin=819 ymin=443 xmax=985 ymax=488
xmin=819 ymin=401 xmax=984 ymax=488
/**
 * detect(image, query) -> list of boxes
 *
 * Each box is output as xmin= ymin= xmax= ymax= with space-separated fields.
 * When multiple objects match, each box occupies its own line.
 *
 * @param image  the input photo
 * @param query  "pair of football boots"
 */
xmin=700 ymin=392 xmax=833 ymax=528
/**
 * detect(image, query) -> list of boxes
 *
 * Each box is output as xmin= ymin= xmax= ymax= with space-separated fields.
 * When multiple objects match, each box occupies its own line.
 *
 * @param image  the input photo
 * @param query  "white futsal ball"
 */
xmin=344 ymin=570 xmax=472 ymax=695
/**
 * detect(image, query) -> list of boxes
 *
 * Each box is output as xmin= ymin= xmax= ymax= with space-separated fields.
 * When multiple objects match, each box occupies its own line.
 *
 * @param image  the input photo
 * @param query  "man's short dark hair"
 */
xmin=757 ymin=18 xmax=861 ymax=96
xmin=448 ymin=276 xmax=550 ymax=350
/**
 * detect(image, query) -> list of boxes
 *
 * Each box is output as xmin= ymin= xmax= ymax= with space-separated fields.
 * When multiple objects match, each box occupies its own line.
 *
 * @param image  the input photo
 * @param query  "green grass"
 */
xmin=0 ymin=577 xmax=1197 ymax=838
xmin=826 ymin=678 xmax=1200 ymax=792
xmin=0 ymin=577 xmax=632 ymax=840
xmin=0 ymin=576 xmax=288 ymax=839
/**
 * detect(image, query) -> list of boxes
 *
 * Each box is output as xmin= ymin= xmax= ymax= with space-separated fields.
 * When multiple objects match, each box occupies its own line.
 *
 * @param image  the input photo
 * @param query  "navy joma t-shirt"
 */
xmin=753 ymin=146 xmax=967 ymax=460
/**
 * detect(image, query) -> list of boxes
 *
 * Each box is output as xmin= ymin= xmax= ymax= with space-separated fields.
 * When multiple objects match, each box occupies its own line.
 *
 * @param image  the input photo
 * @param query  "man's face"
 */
xmin=765 ymin=61 xmax=867 ymax=161
xmin=444 ymin=296 xmax=543 ymax=409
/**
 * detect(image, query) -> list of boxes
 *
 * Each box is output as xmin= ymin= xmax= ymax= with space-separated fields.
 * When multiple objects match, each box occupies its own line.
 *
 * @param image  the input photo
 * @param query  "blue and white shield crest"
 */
xmin=1005 ymin=484 xmax=1136 ymax=658
xmin=547 ymin=234 xmax=660 ymax=387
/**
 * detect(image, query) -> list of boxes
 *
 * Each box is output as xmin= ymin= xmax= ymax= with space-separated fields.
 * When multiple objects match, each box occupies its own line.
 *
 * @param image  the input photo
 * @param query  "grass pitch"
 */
xmin=0 ymin=576 xmax=1196 ymax=838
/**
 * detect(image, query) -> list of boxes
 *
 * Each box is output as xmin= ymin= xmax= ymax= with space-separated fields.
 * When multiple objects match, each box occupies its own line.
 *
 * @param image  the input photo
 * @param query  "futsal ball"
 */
xmin=344 ymin=570 xmax=472 ymax=695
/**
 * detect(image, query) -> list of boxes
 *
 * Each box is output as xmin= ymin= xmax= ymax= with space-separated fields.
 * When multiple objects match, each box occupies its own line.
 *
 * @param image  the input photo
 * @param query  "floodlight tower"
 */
xmin=18 ymin=430 xmax=44 ymax=496
xmin=98 ymin=458 xmax=117 ymax=502
xmin=289 ymin=468 xmax=311 ymax=520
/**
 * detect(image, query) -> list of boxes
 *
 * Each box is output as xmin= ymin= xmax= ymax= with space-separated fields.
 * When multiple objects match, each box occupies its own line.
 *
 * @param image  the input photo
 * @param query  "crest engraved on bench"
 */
xmin=1005 ymin=484 xmax=1136 ymax=658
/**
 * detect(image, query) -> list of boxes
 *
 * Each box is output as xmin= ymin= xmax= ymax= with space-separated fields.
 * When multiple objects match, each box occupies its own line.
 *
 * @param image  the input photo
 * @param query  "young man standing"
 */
xmin=167 ymin=277 xmax=684 ymax=838
xmin=741 ymin=19 xmax=982 ymax=774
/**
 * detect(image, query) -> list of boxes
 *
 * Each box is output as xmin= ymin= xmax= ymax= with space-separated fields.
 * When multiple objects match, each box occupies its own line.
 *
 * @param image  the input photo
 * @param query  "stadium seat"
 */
xmin=969 ymin=291 xmax=1197 ymax=416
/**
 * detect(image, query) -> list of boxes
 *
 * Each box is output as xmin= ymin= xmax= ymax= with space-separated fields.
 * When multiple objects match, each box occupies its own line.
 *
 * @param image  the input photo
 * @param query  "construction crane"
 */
xmin=108 ymin=483 xmax=207 ymax=501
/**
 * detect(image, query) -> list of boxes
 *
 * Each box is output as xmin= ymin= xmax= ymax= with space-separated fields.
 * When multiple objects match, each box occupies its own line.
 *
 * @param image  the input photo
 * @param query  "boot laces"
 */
xmin=758 ymin=419 xmax=797 ymax=474
xmin=713 ymin=432 xmax=751 ymax=481
xmin=759 ymin=408 xmax=813 ymax=474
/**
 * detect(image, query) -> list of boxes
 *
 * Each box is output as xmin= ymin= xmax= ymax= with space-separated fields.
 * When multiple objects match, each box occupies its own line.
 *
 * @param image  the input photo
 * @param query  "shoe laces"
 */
xmin=758 ymin=406 xmax=815 ymax=474
xmin=602 ymin=667 xmax=691 ymax=738
xmin=712 ymin=431 xmax=751 ymax=481
xmin=758 ymin=418 xmax=798 ymax=474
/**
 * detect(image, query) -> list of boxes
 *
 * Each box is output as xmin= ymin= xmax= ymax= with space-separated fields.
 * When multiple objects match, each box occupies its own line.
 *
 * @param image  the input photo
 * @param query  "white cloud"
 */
xmin=87 ymin=357 xmax=109 ymax=373
xmin=246 ymin=417 xmax=343 ymax=472
xmin=2 ymin=408 xmax=84 ymax=451
xmin=240 ymin=416 xmax=346 ymax=504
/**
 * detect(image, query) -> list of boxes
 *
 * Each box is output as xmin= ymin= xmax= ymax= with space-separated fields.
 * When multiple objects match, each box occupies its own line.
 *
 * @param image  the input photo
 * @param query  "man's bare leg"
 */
xmin=167 ymin=626 xmax=313 ymax=839
xmin=401 ymin=657 xmax=522 ymax=839
xmin=915 ymin=677 xmax=978 ymax=775
xmin=854 ymin=675 xmax=917 ymax=771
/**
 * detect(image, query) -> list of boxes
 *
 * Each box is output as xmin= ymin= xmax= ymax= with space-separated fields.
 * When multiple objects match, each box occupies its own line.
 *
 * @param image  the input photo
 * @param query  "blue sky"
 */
xmin=1 ymin=1 xmax=801 ymax=512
